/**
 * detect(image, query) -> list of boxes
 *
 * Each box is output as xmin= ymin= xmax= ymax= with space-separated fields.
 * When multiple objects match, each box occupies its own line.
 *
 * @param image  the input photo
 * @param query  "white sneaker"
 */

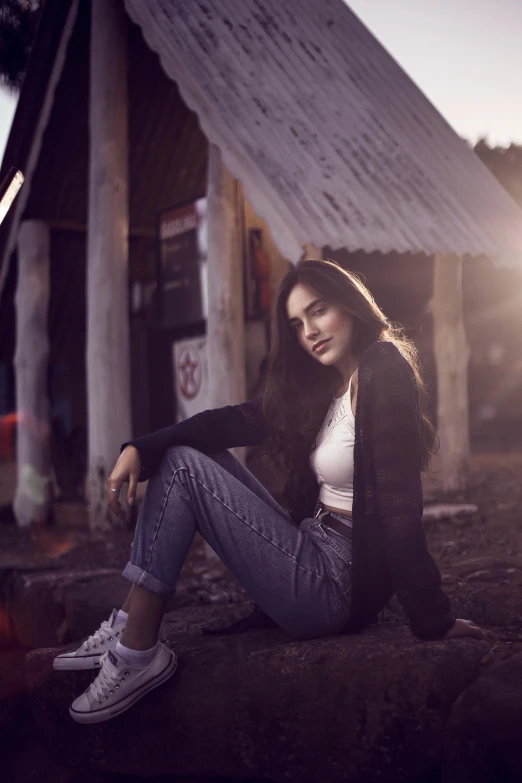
xmin=69 ymin=642 xmax=178 ymax=724
xmin=53 ymin=609 xmax=126 ymax=671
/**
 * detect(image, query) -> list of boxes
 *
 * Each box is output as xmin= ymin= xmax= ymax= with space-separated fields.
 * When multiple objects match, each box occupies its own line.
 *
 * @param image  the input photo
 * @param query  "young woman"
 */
xmin=53 ymin=259 xmax=484 ymax=723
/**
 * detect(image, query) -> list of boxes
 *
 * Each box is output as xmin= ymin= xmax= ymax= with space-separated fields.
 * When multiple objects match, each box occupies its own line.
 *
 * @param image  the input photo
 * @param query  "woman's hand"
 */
xmin=443 ymin=618 xmax=485 ymax=640
xmin=107 ymin=445 xmax=141 ymax=524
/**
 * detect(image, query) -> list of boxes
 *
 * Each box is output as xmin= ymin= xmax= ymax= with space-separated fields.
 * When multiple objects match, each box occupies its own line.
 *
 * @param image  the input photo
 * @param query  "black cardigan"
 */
xmin=125 ymin=341 xmax=456 ymax=641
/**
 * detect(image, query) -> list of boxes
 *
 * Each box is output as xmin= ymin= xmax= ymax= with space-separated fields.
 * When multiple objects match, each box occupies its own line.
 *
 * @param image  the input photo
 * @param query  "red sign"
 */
xmin=160 ymin=203 xmax=198 ymax=241
xmin=177 ymin=346 xmax=202 ymax=400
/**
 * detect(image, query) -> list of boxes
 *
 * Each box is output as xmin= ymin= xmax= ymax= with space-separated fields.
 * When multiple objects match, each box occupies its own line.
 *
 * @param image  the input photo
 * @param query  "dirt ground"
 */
xmin=423 ymin=453 xmax=522 ymax=662
xmin=428 ymin=452 xmax=522 ymax=575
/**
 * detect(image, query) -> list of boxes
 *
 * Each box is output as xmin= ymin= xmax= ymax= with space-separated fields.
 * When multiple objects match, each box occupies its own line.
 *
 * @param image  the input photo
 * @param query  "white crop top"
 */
xmin=309 ymin=370 xmax=357 ymax=513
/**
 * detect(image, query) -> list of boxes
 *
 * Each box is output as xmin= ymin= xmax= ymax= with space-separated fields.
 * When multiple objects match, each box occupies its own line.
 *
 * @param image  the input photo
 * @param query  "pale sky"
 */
xmin=348 ymin=0 xmax=522 ymax=146
xmin=0 ymin=0 xmax=521 ymax=164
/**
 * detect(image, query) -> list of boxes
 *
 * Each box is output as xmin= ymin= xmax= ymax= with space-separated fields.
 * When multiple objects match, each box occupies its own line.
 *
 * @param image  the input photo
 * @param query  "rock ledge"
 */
xmin=26 ymin=606 xmax=490 ymax=783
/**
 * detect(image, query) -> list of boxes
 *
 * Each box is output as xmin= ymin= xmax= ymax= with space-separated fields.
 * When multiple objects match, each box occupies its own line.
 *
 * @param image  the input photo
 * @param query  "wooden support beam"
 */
xmin=86 ymin=0 xmax=131 ymax=530
xmin=303 ymin=244 xmax=323 ymax=260
xmin=431 ymin=254 xmax=470 ymax=493
xmin=13 ymin=221 xmax=52 ymax=527
xmin=206 ymin=144 xmax=246 ymax=461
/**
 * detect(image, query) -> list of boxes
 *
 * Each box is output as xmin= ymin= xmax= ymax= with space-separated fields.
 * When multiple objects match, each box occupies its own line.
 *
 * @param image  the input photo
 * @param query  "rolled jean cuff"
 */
xmin=121 ymin=562 xmax=175 ymax=597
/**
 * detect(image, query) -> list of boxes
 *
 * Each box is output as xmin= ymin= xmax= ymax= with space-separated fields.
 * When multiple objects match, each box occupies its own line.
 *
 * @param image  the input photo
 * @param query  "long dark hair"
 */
xmin=262 ymin=259 xmax=436 ymax=520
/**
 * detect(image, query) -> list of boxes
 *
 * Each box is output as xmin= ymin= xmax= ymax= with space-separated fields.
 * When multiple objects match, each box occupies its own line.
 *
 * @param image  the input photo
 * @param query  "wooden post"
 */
xmin=206 ymin=144 xmax=246 ymax=461
xmin=303 ymin=244 xmax=323 ymax=260
xmin=86 ymin=0 xmax=131 ymax=530
xmin=431 ymin=254 xmax=470 ymax=493
xmin=13 ymin=221 xmax=52 ymax=527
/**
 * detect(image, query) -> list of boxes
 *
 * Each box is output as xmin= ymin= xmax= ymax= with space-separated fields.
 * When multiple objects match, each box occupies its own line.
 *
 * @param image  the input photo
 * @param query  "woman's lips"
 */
xmin=313 ymin=338 xmax=332 ymax=353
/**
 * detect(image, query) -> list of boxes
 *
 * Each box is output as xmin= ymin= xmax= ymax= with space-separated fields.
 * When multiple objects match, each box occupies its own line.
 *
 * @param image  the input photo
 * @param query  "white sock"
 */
xmin=115 ymin=640 xmax=158 ymax=669
xmin=115 ymin=609 xmax=128 ymax=624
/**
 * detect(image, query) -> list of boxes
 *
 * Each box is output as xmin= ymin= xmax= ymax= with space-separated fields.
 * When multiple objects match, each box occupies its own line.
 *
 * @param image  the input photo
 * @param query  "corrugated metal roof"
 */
xmin=124 ymin=0 xmax=522 ymax=265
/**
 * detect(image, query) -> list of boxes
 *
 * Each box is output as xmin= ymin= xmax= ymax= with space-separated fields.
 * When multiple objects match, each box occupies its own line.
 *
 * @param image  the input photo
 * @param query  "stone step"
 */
xmin=25 ymin=607 xmax=490 ymax=783
xmin=8 ymin=567 xmax=124 ymax=648
xmin=1 ymin=529 xmax=247 ymax=649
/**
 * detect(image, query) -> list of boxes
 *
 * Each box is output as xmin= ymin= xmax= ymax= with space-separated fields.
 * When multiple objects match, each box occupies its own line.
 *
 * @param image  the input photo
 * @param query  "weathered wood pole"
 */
xmin=86 ymin=0 xmax=131 ymax=529
xmin=13 ymin=220 xmax=52 ymax=527
xmin=303 ymin=244 xmax=323 ymax=260
xmin=431 ymin=254 xmax=470 ymax=493
xmin=206 ymin=144 xmax=246 ymax=461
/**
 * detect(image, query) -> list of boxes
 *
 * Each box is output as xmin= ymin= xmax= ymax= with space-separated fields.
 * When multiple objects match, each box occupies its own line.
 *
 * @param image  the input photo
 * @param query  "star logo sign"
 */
xmin=178 ymin=347 xmax=202 ymax=400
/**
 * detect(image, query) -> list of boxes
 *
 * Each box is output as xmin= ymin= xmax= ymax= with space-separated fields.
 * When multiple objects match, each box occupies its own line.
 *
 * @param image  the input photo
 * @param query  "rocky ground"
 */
xmin=0 ymin=452 xmax=521 ymax=782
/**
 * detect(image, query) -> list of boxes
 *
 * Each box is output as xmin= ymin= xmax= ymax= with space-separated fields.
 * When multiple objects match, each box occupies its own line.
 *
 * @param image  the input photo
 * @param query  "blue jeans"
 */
xmin=122 ymin=446 xmax=353 ymax=640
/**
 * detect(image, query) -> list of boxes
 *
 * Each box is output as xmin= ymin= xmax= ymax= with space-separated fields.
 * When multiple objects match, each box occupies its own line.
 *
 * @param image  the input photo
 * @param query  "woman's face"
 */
xmin=286 ymin=282 xmax=354 ymax=368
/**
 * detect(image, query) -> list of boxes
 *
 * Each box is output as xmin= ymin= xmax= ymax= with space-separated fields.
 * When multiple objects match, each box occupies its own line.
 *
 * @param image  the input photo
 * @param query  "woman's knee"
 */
xmin=163 ymin=444 xmax=234 ymax=470
xmin=161 ymin=444 xmax=201 ymax=468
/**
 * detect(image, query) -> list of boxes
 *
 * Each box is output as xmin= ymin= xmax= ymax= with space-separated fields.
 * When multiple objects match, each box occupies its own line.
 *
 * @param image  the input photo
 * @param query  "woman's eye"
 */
xmin=291 ymin=306 xmax=326 ymax=331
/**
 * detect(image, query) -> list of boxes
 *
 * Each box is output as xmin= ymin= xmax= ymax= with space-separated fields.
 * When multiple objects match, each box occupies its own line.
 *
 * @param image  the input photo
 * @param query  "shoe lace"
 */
xmin=82 ymin=620 xmax=121 ymax=652
xmin=89 ymin=652 xmax=130 ymax=702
